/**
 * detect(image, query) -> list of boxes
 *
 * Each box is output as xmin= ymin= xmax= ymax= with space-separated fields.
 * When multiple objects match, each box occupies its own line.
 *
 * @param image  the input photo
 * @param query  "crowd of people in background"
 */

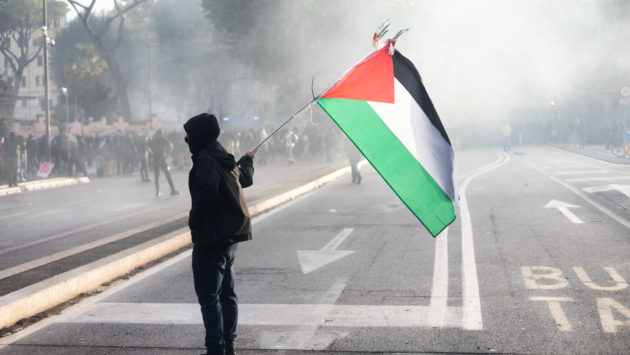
xmin=0 ymin=122 xmax=349 ymax=187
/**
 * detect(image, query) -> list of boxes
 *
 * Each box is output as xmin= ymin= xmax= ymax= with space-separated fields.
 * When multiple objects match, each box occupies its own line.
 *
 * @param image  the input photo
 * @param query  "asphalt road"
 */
xmin=1 ymin=146 xmax=629 ymax=354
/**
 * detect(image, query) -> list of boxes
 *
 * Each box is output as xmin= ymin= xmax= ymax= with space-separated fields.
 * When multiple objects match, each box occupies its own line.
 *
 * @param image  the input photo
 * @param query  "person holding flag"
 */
xmin=184 ymin=113 xmax=256 ymax=355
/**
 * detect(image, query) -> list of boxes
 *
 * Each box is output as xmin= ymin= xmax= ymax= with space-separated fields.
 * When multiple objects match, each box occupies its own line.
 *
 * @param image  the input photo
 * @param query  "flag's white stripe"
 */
xmin=368 ymin=80 xmax=455 ymax=201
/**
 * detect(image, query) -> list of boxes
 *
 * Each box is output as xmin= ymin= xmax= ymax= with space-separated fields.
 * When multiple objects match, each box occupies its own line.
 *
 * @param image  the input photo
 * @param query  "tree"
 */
xmin=67 ymin=0 xmax=149 ymax=122
xmin=62 ymin=43 xmax=114 ymax=120
xmin=0 ymin=0 xmax=67 ymax=121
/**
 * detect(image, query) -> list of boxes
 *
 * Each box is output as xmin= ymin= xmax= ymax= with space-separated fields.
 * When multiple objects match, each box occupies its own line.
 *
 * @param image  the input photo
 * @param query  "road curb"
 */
xmin=0 ymin=161 xmax=361 ymax=330
xmin=0 ymin=228 xmax=190 ymax=330
xmin=0 ymin=177 xmax=90 ymax=197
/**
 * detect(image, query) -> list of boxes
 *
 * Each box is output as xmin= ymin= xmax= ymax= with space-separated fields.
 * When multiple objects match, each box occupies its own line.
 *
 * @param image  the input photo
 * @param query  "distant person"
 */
xmin=502 ymin=123 xmax=512 ymax=152
xmin=149 ymin=129 xmax=179 ymax=196
xmin=284 ymin=128 xmax=298 ymax=164
xmin=4 ymin=132 xmax=20 ymax=187
xmin=183 ymin=113 xmax=256 ymax=355
xmin=138 ymin=134 xmax=151 ymax=183
xmin=346 ymin=140 xmax=362 ymax=184
xmin=26 ymin=135 xmax=39 ymax=178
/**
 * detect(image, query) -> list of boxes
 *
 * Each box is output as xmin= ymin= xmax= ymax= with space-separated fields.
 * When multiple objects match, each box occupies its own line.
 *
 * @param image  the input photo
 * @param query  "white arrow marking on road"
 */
xmin=544 ymin=200 xmax=584 ymax=224
xmin=297 ymin=228 xmax=355 ymax=274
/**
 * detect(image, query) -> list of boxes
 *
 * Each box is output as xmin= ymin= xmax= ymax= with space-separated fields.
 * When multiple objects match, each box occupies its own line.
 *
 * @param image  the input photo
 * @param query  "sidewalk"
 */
xmin=0 ymin=152 xmax=350 ymax=198
xmin=0 ymin=177 xmax=90 ymax=197
xmin=553 ymin=144 xmax=630 ymax=165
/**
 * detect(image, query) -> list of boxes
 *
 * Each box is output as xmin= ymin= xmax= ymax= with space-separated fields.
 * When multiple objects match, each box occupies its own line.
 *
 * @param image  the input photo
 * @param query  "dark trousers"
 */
xmin=153 ymin=159 xmax=175 ymax=193
xmin=140 ymin=157 xmax=150 ymax=182
xmin=192 ymin=244 xmax=238 ymax=354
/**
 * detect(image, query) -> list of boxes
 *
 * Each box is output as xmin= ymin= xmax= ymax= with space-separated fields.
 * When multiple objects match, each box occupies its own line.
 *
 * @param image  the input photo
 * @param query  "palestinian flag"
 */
xmin=317 ymin=46 xmax=456 ymax=237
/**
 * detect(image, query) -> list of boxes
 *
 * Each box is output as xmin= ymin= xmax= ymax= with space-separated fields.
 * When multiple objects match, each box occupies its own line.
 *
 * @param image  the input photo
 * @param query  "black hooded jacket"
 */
xmin=183 ymin=113 xmax=254 ymax=249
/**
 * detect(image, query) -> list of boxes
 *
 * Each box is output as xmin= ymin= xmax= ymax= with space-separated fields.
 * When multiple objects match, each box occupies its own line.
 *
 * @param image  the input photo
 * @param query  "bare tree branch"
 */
xmin=100 ymin=0 xmax=148 ymax=40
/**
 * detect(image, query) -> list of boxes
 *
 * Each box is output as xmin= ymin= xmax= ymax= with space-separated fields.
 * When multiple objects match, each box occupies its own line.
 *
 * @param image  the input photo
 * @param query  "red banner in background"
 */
xmin=37 ymin=161 xmax=54 ymax=178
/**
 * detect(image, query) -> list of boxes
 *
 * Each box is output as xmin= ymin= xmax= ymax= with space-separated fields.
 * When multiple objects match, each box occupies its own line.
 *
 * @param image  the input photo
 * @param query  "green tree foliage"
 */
xmin=52 ymin=19 xmax=114 ymax=122
xmin=63 ymin=44 xmax=114 ymax=120
xmin=0 ymin=0 xmax=67 ymax=97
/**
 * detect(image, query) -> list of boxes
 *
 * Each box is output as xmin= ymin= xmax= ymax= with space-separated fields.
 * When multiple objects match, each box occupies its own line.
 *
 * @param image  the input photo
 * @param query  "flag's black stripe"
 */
xmin=393 ymin=50 xmax=451 ymax=146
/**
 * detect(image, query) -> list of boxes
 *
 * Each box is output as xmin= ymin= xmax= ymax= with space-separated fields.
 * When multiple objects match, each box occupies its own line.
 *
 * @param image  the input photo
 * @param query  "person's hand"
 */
xmin=243 ymin=149 xmax=258 ymax=158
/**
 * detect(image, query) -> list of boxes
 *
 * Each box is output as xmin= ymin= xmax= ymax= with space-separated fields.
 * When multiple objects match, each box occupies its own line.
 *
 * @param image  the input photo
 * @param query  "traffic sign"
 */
xmin=620 ymin=84 xmax=630 ymax=98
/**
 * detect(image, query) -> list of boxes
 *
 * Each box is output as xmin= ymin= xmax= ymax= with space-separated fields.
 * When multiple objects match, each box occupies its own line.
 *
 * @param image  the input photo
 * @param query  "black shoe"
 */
xmin=226 ymin=347 xmax=236 ymax=355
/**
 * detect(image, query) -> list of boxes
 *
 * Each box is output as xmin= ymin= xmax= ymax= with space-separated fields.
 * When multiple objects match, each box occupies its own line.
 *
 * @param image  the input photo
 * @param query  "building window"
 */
xmin=37 ymin=56 xmax=42 ymax=67
xmin=21 ymin=76 xmax=26 ymax=87
xmin=36 ymin=75 xmax=42 ymax=86
xmin=22 ymin=99 xmax=27 ymax=107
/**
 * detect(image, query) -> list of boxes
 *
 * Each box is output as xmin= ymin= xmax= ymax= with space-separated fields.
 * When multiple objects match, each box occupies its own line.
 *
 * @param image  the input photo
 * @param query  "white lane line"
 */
xmin=554 ymin=170 xmax=608 ymax=175
xmin=24 ymin=209 xmax=69 ymax=219
xmin=519 ymin=158 xmax=630 ymax=231
xmin=260 ymin=278 xmax=348 ymax=350
xmin=583 ymin=184 xmax=630 ymax=198
xmin=0 ymin=200 xmax=184 ymax=257
xmin=566 ymin=176 xmax=630 ymax=183
xmin=112 ymin=202 xmax=149 ymax=212
xmin=63 ymin=198 xmax=93 ymax=208
xmin=0 ymin=213 xmax=187 ymax=280
xmin=428 ymin=228 xmax=448 ymax=327
xmin=0 ymin=211 xmax=29 ymax=221
xmin=459 ymin=151 xmax=511 ymax=330
xmin=62 ymin=302 xmax=463 ymax=328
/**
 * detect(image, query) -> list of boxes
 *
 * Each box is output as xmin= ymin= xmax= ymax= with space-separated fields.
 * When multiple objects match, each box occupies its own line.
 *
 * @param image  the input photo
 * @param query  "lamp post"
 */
xmin=42 ymin=0 xmax=50 ymax=159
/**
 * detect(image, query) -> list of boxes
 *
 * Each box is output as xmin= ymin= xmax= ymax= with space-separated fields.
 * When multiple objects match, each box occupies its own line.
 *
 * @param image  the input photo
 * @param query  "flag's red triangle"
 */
xmin=321 ymin=47 xmax=394 ymax=104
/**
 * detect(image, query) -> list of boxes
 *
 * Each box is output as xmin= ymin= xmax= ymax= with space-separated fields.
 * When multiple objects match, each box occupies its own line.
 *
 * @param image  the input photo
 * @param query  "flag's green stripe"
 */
xmin=318 ymin=98 xmax=455 ymax=237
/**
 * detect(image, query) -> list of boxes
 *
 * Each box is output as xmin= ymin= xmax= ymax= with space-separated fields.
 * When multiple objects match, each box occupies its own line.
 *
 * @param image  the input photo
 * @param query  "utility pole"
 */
xmin=42 ymin=0 xmax=51 ymax=159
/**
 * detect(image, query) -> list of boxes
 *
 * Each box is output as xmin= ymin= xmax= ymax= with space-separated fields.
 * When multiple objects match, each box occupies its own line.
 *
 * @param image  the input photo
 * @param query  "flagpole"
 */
xmin=250 ymin=95 xmax=321 ymax=152
xmin=249 ymin=46 xmax=383 ymax=153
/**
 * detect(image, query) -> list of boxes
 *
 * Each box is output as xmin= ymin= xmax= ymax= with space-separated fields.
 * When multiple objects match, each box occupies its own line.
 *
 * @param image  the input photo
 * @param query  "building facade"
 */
xmin=0 ymin=13 xmax=67 ymax=125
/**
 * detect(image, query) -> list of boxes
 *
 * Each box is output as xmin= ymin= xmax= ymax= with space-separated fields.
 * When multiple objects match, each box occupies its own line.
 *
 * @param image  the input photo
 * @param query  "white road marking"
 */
xmin=297 ymin=228 xmax=355 ymax=274
xmin=554 ymin=170 xmax=608 ymax=175
xmin=112 ymin=202 xmax=149 ymax=212
xmin=518 ymin=158 xmax=630 ymax=231
xmin=544 ymin=200 xmax=584 ymax=224
xmin=459 ymin=151 xmax=511 ymax=330
xmin=583 ymin=184 xmax=630 ymax=198
xmin=428 ymin=228 xmax=449 ymax=327
xmin=260 ymin=278 xmax=348 ymax=350
xmin=573 ymin=267 xmax=628 ymax=291
xmin=0 ymin=249 xmax=192 ymax=348
xmin=24 ymin=209 xmax=69 ymax=219
xmin=596 ymin=298 xmax=630 ymax=334
xmin=63 ymin=302 xmax=464 ymax=328
xmin=529 ymin=296 xmax=574 ymax=331
xmin=0 ymin=211 xmax=29 ymax=221
xmin=566 ymin=176 xmax=630 ymax=182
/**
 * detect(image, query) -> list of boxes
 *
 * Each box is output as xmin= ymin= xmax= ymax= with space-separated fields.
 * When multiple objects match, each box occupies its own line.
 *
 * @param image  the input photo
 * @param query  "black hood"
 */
xmin=184 ymin=113 xmax=235 ymax=171
xmin=183 ymin=113 xmax=220 ymax=155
